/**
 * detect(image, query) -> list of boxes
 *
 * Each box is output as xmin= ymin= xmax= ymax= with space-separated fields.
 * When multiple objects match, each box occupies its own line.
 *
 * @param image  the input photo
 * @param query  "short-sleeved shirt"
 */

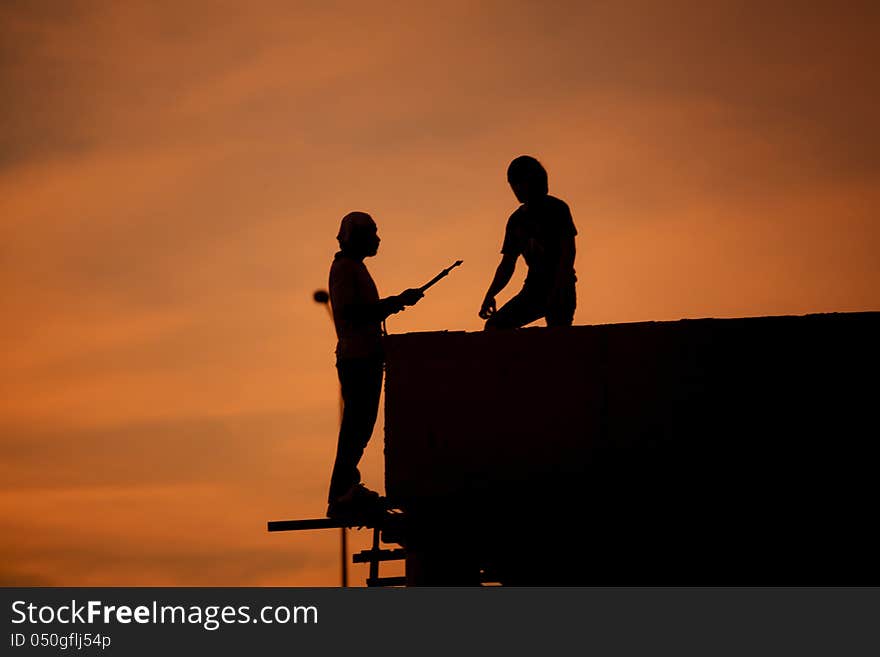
xmin=501 ymin=194 xmax=577 ymax=293
xmin=329 ymin=253 xmax=383 ymax=361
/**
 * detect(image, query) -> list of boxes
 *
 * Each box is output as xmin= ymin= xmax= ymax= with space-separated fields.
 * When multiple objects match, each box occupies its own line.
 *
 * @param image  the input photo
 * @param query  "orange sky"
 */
xmin=2 ymin=1 xmax=878 ymax=585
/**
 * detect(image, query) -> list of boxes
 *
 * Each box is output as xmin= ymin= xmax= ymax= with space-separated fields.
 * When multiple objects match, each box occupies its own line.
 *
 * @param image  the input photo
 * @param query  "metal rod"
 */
xmin=418 ymin=260 xmax=463 ymax=293
xmin=341 ymin=526 xmax=348 ymax=587
xmin=368 ymin=526 xmax=381 ymax=582
xmin=314 ymin=289 xmax=347 ymax=587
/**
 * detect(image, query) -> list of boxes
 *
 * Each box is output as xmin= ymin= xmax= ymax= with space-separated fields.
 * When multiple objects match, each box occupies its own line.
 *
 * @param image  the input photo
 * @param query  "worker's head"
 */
xmin=507 ymin=155 xmax=548 ymax=204
xmin=337 ymin=211 xmax=380 ymax=258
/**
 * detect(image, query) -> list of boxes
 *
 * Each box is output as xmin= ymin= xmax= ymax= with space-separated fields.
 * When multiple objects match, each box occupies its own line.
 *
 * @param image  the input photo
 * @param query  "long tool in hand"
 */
xmin=382 ymin=260 xmax=462 ymax=336
xmin=418 ymin=260 xmax=463 ymax=293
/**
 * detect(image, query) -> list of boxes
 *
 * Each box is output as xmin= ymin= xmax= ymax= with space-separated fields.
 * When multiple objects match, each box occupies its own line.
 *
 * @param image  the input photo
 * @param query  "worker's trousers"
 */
xmin=327 ymin=356 xmax=384 ymax=502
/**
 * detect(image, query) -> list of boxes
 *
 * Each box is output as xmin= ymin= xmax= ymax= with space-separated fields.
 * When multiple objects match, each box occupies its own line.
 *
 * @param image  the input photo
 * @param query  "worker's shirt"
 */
xmin=501 ymin=194 xmax=577 ymax=295
xmin=329 ymin=253 xmax=383 ymax=361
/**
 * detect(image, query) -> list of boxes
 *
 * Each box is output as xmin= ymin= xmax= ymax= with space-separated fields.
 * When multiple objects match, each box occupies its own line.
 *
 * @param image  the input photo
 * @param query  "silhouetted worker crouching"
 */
xmin=326 ymin=211 xmax=422 ymax=519
xmin=479 ymin=156 xmax=577 ymax=328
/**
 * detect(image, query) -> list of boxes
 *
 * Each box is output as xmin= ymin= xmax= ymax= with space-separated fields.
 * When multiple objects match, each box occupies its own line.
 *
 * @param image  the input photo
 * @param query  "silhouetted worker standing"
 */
xmin=326 ymin=211 xmax=422 ymax=518
xmin=479 ymin=156 xmax=577 ymax=328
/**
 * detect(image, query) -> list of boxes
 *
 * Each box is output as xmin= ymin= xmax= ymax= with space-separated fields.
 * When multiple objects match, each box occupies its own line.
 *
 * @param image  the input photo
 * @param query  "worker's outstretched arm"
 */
xmin=345 ymin=289 xmax=423 ymax=323
xmin=330 ymin=258 xmax=424 ymax=324
xmin=479 ymin=253 xmax=517 ymax=319
xmin=377 ymin=289 xmax=423 ymax=319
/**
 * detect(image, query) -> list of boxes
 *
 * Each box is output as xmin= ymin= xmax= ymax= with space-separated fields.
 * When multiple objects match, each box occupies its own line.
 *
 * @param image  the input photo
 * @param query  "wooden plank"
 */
xmin=267 ymin=517 xmax=386 ymax=531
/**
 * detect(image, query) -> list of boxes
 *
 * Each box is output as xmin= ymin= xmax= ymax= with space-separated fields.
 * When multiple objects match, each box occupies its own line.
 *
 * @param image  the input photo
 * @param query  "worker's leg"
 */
xmin=327 ymin=357 xmax=384 ymax=503
xmin=484 ymin=290 xmax=546 ymax=330
xmin=545 ymin=282 xmax=576 ymax=327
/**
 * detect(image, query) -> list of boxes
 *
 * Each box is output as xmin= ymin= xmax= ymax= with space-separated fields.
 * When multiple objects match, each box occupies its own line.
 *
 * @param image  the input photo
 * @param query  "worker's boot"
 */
xmin=326 ymin=483 xmax=384 ymax=520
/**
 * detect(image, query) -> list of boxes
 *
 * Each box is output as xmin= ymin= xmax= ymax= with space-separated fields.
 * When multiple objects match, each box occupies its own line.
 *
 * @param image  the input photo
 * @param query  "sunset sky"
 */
xmin=2 ymin=1 xmax=878 ymax=585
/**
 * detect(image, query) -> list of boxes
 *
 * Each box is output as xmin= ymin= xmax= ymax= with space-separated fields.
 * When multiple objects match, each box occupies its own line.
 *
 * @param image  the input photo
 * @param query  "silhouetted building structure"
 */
xmin=383 ymin=312 xmax=879 ymax=584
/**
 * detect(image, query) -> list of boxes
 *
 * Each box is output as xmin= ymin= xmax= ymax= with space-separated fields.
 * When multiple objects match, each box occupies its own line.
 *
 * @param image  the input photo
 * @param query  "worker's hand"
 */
xmin=399 ymin=288 xmax=423 ymax=307
xmin=479 ymin=295 xmax=496 ymax=319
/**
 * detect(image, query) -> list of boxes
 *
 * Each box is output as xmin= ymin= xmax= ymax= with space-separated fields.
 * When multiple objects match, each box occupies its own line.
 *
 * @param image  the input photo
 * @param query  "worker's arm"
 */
xmin=343 ymin=289 xmax=423 ymax=323
xmin=378 ymin=289 xmax=423 ymax=318
xmin=479 ymin=252 xmax=517 ymax=319
xmin=330 ymin=260 xmax=423 ymax=324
